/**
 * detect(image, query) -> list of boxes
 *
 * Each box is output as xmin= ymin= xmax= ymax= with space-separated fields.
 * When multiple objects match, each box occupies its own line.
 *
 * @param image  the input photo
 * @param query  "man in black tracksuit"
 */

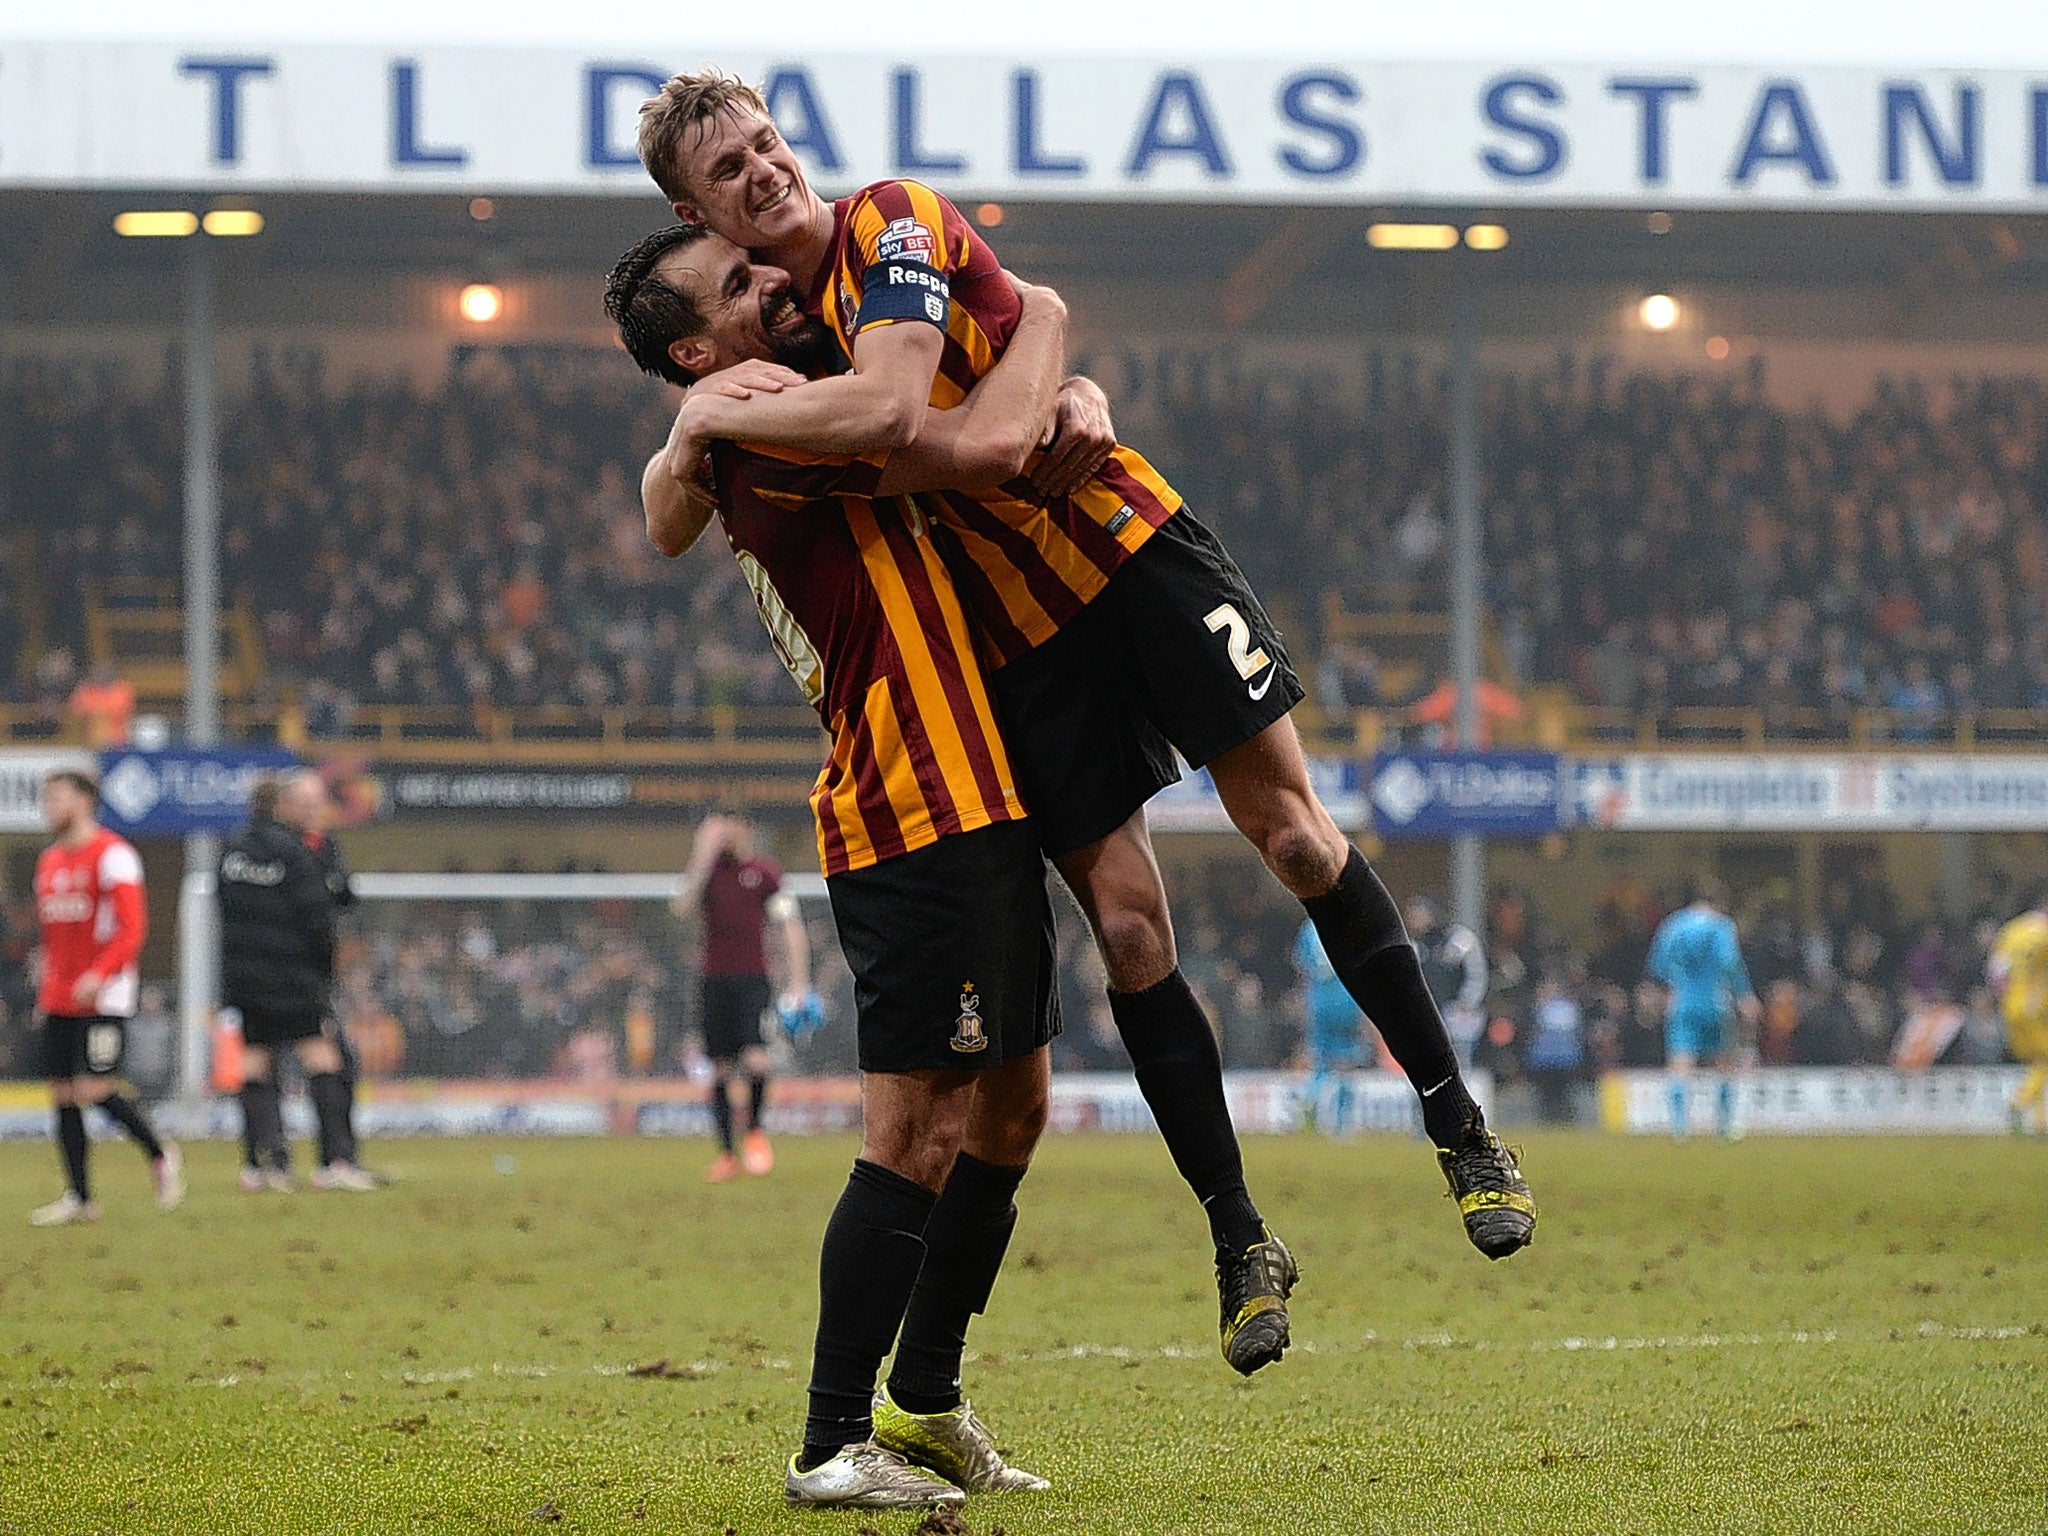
xmin=220 ymin=777 xmax=373 ymax=1192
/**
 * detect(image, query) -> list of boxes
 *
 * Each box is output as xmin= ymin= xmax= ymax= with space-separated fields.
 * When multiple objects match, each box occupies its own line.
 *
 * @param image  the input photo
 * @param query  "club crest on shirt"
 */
xmin=950 ymin=982 xmax=988 ymax=1054
xmin=875 ymin=216 xmax=938 ymax=266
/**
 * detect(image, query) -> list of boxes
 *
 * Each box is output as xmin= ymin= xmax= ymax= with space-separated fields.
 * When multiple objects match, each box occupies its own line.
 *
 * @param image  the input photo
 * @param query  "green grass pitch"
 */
xmin=1 ymin=1130 xmax=2044 ymax=1534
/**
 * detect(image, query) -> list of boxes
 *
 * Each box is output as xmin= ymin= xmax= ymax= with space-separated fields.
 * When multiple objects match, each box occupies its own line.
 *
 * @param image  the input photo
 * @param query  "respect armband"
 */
xmin=852 ymin=260 xmax=951 ymax=333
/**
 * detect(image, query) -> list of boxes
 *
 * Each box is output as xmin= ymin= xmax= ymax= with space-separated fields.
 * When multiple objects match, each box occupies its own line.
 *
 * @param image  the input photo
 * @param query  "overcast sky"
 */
xmin=3 ymin=0 xmax=2044 ymax=66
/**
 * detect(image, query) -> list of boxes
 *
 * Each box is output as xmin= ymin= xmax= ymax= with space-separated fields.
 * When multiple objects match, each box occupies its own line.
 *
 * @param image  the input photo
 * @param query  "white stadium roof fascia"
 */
xmin=6 ymin=0 xmax=2048 ymax=70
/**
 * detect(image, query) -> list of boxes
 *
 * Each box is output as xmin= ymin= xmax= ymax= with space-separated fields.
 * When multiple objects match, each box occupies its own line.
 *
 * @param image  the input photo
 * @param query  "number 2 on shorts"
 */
xmin=1204 ymin=604 xmax=1271 ymax=680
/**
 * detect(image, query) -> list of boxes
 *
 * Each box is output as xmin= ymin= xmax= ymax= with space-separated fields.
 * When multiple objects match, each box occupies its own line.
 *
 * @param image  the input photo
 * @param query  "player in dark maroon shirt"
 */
xmin=674 ymin=814 xmax=811 ymax=1181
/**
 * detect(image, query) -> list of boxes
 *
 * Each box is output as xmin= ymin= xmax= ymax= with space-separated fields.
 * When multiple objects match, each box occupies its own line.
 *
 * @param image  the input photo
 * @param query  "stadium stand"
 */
xmin=8 ymin=350 xmax=2048 ymax=751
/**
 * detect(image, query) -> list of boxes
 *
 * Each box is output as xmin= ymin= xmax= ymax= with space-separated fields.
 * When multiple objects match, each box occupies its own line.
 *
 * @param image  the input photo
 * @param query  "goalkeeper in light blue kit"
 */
xmin=1647 ymin=879 xmax=1760 ymax=1139
xmin=1296 ymin=920 xmax=1370 ymax=1131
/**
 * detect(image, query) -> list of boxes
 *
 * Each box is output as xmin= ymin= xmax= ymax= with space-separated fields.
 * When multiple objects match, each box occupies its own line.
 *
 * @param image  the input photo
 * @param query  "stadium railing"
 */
xmin=1 ymin=701 xmax=2042 ymax=758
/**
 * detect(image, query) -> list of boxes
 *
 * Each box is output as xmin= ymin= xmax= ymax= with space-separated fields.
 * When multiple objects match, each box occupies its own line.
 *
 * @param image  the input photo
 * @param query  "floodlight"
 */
xmin=114 ymin=211 xmax=199 ymax=238
xmin=1367 ymin=223 xmax=1460 ymax=250
xmin=460 ymin=283 xmax=504 ymax=323
xmin=201 ymin=210 xmax=264 ymax=237
xmin=1640 ymin=294 xmax=1681 ymax=331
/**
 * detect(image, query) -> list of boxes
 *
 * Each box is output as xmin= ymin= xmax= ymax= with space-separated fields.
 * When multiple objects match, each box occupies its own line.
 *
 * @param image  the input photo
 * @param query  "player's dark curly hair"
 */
xmin=604 ymin=223 xmax=716 ymax=387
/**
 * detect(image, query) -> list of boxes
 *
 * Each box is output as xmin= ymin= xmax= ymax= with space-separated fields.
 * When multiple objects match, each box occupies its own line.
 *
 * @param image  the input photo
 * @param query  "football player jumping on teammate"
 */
xmin=632 ymin=75 xmax=1538 ymax=1314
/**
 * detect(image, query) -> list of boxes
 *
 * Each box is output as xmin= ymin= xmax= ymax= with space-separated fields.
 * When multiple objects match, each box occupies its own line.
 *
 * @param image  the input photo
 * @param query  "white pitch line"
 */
xmin=9 ymin=1323 xmax=2039 ymax=1396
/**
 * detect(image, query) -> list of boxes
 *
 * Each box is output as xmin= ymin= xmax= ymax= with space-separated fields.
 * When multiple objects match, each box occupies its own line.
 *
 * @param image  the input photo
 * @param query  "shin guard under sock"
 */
xmin=56 ymin=1105 xmax=90 ymax=1201
xmin=309 ymin=1072 xmax=354 ymax=1167
xmin=97 ymin=1092 xmax=164 ymax=1161
xmin=1303 ymin=848 xmax=1479 ymax=1147
xmin=239 ymin=1079 xmax=286 ymax=1172
xmin=1108 ymin=970 xmax=1265 ymax=1252
xmin=889 ymin=1153 xmax=1027 ymax=1413
xmin=802 ymin=1158 xmax=937 ymax=1463
xmin=709 ymin=1075 xmax=736 ymax=1154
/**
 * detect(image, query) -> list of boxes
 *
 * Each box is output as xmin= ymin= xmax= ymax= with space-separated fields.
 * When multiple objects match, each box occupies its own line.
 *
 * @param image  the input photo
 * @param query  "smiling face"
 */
xmin=669 ymin=106 xmax=816 ymax=252
xmin=656 ymin=232 xmax=830 ymax=381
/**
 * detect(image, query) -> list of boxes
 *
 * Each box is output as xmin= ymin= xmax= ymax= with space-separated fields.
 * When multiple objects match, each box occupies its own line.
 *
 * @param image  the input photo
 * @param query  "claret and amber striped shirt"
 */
xmin=709 ymin=439 xmax=1026 ymax=877
xmin=805 ymin=178 xmax=1184 ymax=666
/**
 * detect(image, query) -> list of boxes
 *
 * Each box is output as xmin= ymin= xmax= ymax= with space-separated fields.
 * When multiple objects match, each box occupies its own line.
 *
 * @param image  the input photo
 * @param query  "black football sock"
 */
xmin=1303 ymin=847 xmax=1480 ymax=1148
xmin=709 ymin=1074 xmax=736 ymax=1155
xmin=336 ymin=1033 xmax=364 ymax=1164
xmin=308 ymin=1072 xmax=353 ymax=1167
xmin=240 ymin=1079 xmax=286 ymax=1173
xmin=747 ymin=1074 xmax=768 ymax=1135
xmin=238 ymin=1084 xmax=263 ymax=1170
xmin=56 ymin=1105 xmax=90 ymax=1201
xmin=97 ymin=1092 xmax=164 ymax=1162
xmin=339 ymin=1082 xmax=362 ymax=1167
xmin=888 ymin=1153 xmax=1027 ymax=1414
xmin=1108 ymin=970 xmax=1266 ymax=1254
xmin=800 ymin=1158 xmax=937 ymax=1470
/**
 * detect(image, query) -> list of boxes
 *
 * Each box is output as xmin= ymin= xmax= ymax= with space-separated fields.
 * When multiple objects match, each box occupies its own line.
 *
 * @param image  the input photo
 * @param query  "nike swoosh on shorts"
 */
xmin=1248 ymin=664 xmax=1278 ymax=701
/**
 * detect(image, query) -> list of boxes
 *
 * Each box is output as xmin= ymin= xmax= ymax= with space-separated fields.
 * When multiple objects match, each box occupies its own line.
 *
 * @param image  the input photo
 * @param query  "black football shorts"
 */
xmin=827 ymin=819 xmax=1060 ymax=1074
xmin=699 ymin=974 xmax=771 ymax=1062
xmin=990 ymin=508 xmax=1305 ymax=857
xmin=38 ymin=1014 xmax=127 ymax=1080
xmin=239 ymin=1009 xmax=326 ymax=1049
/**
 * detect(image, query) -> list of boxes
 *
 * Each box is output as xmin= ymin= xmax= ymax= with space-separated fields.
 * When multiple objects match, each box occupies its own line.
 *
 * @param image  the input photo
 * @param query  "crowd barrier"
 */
xmin=0 ymin=1072 xmax=1433 ymax=1142
xmin=0 ymin=1069 xmax=2027 ymax=1140
xmin=1597 ymin=1067 xmax=2030 ymax=1135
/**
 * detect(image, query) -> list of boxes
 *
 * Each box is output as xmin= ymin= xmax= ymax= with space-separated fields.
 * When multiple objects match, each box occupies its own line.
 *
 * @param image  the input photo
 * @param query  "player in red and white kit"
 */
xmin=29 ymin=768 xmax=183 ymax=1227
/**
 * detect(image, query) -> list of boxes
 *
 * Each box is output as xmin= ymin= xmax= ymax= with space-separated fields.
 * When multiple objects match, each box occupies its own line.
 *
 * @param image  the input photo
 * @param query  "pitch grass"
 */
xmin=1 ymin=1132 xmax=2045 ymax=1536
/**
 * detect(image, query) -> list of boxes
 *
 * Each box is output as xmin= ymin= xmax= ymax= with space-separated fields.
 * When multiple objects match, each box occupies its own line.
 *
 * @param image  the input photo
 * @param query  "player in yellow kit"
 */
xmin=1987 ymin=888 xmax=2048 ymax=1134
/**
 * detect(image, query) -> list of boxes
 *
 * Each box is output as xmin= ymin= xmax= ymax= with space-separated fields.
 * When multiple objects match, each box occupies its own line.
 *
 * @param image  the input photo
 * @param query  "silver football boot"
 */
xmin=872 ymin=1386 xmax=1052 ymax=1493
xmin=783 ymin=1440 xmax=967 ymax=1510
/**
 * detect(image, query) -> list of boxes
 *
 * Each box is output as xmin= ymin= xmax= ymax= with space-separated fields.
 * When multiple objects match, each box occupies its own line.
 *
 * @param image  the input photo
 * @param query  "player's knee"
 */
xmin=867 ymin=1131 xmax=964 ymax=1193
xmin=1091 ymin=903 xmax=1175 ymax=991
xmin=987 ymin=1083 xmax=1049 ymax=1164
xmin=863 ymin=1095 xmax=972 ymax=1190
xmin=48 ymin=1080 xmax=76 ymax=1107
xmin=1260 ymin=816 xmax=1344 ymax=897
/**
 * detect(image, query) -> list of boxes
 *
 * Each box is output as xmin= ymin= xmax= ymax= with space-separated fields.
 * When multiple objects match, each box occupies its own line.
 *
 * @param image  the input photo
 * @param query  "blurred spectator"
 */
xmin=66 ymin=661 xmax=135 ymax=746
xmin=1525 ymin=971 xmax=1587 ymax=1122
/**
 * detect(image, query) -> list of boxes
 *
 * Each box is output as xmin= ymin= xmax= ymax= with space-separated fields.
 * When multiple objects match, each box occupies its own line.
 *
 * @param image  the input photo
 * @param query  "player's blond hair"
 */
xmin=637 ymin=70 xmax=772 ymax=205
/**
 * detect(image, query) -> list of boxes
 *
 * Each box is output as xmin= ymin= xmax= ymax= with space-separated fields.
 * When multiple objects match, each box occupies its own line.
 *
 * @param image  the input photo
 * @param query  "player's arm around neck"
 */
xmin=678 ymin=322 xmax=944 ymax=456
xmin=642 ymin=446 xmax=717 ymax=558
xmin=874 ymin=283 xmax=1068 ymax=497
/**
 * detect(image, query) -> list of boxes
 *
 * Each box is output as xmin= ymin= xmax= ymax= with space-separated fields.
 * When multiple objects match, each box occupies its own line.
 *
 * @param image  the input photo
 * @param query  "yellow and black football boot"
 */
xmin=1438 ymin=1117 xmax=1537 ymax=1258
xmin=1216 ymin=1229 xmax=1298 ymax=1375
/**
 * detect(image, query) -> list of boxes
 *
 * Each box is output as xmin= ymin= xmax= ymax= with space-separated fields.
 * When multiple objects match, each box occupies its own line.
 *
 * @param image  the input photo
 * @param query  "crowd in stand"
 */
xmin=1149 ymin=358 xmax=2048 ymax=729
xmin=8 ymin=349 xmax=2048 ymax=730
xmin=4 ymin=349 xmax=784 ymax=730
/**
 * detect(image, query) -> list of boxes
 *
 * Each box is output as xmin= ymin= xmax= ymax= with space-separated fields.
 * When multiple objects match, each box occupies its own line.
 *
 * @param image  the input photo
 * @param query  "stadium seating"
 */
xmin=5 ymin=351 xmax=2047 ymax=747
